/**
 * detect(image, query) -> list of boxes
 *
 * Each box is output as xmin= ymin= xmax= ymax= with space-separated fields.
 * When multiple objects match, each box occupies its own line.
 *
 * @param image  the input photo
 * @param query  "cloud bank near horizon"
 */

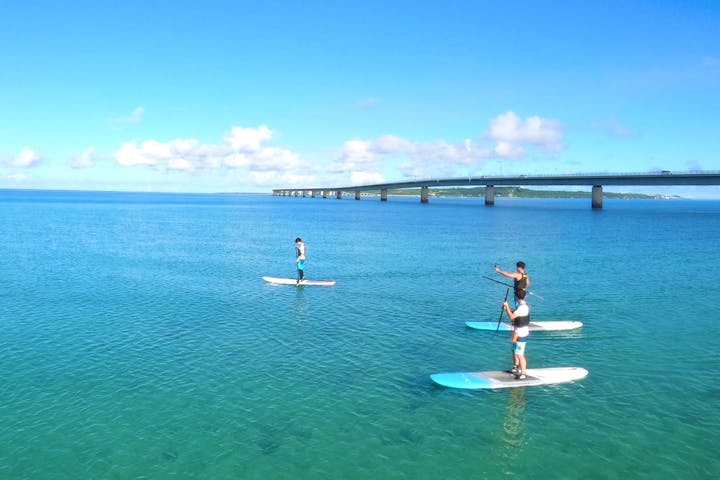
xmin=3 ymin=111 xmax=567 ymax=188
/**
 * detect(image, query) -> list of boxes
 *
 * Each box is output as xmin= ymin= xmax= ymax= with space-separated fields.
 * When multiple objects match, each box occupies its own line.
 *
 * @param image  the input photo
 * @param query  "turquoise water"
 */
xmin=1 ymin=190 xmax=718 ymax=479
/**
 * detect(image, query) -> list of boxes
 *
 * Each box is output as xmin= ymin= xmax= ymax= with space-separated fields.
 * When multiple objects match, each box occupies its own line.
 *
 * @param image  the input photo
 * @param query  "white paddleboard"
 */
xmin=262 ymin=276 xmax=336 ymax=286
xmin=431 ymin=367 xmax=588 ymax=390
xmin=465 ymin=321 xmax=583 ymax=332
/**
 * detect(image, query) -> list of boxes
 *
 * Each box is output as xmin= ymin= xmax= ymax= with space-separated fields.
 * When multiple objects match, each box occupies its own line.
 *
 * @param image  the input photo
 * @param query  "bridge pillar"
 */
xmin=322 ymin=190 xmax=327 ymax=199
xmin=355 ymin=191 xmax=361 ymax=200
xmin=336 ymin=191 xmax=342 ymax=199
xmin=420 ymin=186 xmax=429 ymax=203
xmin=311 ymin=190 xmax=316 ymax=198
xmin=380 ymin=189 xmax=388 ymax=201
xmin=485 ymin=185 xmax=495 ymax=206
xmin=592 ymin=185 xmax=603 ymax=209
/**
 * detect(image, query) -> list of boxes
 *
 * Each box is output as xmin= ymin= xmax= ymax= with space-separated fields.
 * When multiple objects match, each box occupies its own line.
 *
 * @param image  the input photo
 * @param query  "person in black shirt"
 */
xmin=495 ymin=261 xmax=529 ymax=297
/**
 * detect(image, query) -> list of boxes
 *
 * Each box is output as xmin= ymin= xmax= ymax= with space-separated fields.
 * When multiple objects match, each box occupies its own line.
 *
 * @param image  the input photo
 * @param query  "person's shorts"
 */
xmin=513 ymin=337 xmax=527 ymax=355
xmin=297 ymin=260 xmax=305 ymax=270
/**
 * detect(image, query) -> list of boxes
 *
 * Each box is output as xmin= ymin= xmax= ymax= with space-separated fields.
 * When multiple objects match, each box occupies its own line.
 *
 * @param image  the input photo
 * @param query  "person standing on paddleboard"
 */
xmin=295 ymin=237 xmax=306 ymax=284
xmin=503 ymin=289 xmax=530 ymax=380
xmin=495 ymin=261 xmax=529 ymax=301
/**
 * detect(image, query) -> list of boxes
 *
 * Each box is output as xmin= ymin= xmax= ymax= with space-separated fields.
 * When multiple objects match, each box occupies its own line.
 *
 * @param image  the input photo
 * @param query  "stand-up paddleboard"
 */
xmin=262 ymin=276 xmax=336 ymax=286
xmin=431 ymin=367 xmax=588 ymax=390
xmin=465 ymin=321 xmax=583 ymax=332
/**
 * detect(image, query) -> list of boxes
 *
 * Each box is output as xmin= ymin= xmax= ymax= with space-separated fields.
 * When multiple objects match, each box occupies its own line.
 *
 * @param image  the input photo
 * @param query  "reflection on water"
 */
xmin=293 ymin=288 xmax=307 ymax=323
xmin=502 ymin=387 xmax=527 ymax=464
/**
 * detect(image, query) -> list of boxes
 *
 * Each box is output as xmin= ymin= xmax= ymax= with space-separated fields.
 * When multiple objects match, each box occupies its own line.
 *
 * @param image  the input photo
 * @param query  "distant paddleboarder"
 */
xmin=295 ymin=237 xmax=306 ymax=284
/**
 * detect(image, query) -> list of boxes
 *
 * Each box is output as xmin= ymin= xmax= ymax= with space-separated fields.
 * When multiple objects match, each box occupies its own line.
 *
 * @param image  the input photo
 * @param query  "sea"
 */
xmin=1 ymin=189 xmax=718 ymax=479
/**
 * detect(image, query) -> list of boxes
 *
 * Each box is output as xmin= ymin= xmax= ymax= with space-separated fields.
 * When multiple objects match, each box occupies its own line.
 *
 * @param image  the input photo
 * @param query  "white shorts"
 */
xmin=513 ymin=337 xmax=527 ymax=355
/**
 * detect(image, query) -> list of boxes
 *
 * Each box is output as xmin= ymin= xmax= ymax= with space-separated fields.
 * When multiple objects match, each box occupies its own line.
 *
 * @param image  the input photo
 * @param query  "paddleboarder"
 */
xmin=502 ymin=289 xmax=530 ymax=380
xmin=495 ymin=261 xmax=529 ymax=297
xmin=295 ymin=237 xmax=306 ymax=284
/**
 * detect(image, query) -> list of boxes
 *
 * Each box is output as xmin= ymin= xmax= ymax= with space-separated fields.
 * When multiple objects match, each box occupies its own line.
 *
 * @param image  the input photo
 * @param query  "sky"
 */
xmin=1 ymin=0 xmax=719 ymax=197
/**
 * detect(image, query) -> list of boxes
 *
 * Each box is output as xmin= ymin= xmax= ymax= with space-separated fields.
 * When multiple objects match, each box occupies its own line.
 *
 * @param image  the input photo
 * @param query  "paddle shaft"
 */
xmin=496 ymin=287 xmax=510 ymax=333
xmin=483 ymin=275 xmax=513 ymax=289
xmin=482 ymin=275 xmax=544 ymax=301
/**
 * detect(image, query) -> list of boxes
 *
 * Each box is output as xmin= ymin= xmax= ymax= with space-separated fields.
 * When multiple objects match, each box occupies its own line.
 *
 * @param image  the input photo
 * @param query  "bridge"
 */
xmin=272 ymin=171 xmax=720 ymax=208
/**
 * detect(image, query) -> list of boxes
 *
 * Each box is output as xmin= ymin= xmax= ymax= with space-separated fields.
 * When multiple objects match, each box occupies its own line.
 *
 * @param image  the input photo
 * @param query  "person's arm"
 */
xmin=503 ymin=301 xmax=517 ymax=319
xmin=296 ymin=245 xmax=306 ymax=261
xmin=495 ymin=265 xmax=520 ymax=281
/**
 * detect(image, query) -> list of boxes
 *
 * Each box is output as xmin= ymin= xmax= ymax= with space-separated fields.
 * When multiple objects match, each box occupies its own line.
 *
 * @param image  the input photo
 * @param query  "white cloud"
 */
xmin=325 ymin=111 xmax=564 ymax=183
xmin=339 ymin=139 xmax=377 ymax=167
xmin=485 ymin=111 xmax=564 ymax=157
xmin=114 ymin=107 xmax=144 ymax=125
xmin=115 ymin=139 xmax=206 ymax=169
xmin=331 ymin=134 xmax=494 ymax=183
xmin=252 ymin=147 xmax=302 ymax=172
xmin=113 ymin=125 xmax=313 ymax=187
xmin=105 ymin=113 xmax=566 ymax=189
xmin=494 ymin=141 xmax=525 ymax=158
xmin=71 ymin=146 xmax=98 ymax=169
xmin=11 ymin=148 xmax=42 ymax=167
xmin=225 ymin=125 xmax=273 ymax=151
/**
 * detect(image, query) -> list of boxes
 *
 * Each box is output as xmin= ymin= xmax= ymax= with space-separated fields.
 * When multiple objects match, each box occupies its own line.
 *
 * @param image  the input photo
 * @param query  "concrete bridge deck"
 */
xmin=272 ymin=171 xmax=720 ymax=208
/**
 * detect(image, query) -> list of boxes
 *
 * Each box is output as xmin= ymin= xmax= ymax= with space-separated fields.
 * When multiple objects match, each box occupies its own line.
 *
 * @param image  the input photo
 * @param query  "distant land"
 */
xmin=384 ymin=186 xmax=680 ymax=199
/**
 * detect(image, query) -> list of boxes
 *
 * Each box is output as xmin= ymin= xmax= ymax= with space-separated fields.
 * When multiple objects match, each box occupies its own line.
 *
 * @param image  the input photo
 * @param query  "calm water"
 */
xmin=1 ymin=190 xmax=718 ymax=479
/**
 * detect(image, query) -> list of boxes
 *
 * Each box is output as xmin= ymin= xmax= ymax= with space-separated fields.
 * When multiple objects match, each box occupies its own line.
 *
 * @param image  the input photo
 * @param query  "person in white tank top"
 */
xmin=503 ymin=289 xmax=530 ymax=380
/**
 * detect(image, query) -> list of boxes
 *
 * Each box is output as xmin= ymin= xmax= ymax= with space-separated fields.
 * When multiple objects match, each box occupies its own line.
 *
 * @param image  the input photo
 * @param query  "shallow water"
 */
xmin=1 ymin=191 xmax=718 ymax=479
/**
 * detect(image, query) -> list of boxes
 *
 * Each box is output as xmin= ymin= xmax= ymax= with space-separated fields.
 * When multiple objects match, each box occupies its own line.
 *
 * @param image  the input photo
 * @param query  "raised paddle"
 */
xmin=481 ymin=275 xmax=545 ymax=300
xmin=496 ymin=287 xmax=510 ymax=333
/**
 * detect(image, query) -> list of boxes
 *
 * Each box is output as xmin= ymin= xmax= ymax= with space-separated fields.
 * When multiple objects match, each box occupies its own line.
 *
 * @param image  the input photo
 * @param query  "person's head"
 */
xmin=295 ymin=237 xmax=302 ymax=244
xmin=515 ymin=289 xmax=527 ymax=301
xmin=516 ymin=261 xmax=526 ymax=272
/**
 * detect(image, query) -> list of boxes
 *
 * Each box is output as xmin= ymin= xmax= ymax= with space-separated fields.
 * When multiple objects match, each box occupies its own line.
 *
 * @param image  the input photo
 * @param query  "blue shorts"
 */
xmin=297 ymin=260 xmax=305 ymax=271
xmin=513 ymin=337 xmax=527 ymax=355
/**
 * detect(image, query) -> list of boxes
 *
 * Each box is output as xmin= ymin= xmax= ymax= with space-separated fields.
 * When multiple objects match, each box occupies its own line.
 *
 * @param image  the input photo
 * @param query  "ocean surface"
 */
xmin=1 ymin=189 xmax=718 ymax=479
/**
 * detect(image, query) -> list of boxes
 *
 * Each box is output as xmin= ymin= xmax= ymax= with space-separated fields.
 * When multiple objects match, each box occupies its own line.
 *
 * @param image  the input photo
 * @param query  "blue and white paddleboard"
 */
xmin=262 ymin=276 xmax=336 ymax=286
xmin=465 ymin=321 xmax=583 ymax=332
xmin=430 ymin=367 xmax=588 ymax=389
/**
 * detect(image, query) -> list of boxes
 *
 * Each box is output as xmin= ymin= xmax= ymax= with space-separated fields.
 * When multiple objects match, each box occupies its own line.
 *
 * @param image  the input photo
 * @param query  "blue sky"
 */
xmin=1 ymin=0 xmax=718 ymax=197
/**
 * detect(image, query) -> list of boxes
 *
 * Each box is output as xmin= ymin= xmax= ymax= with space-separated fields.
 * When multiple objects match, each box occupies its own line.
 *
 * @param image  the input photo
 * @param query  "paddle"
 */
xmin=481 ymin=275 xmax=545 ymax=300
xmin=496 ymin=287 xmax=510 ymax=333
